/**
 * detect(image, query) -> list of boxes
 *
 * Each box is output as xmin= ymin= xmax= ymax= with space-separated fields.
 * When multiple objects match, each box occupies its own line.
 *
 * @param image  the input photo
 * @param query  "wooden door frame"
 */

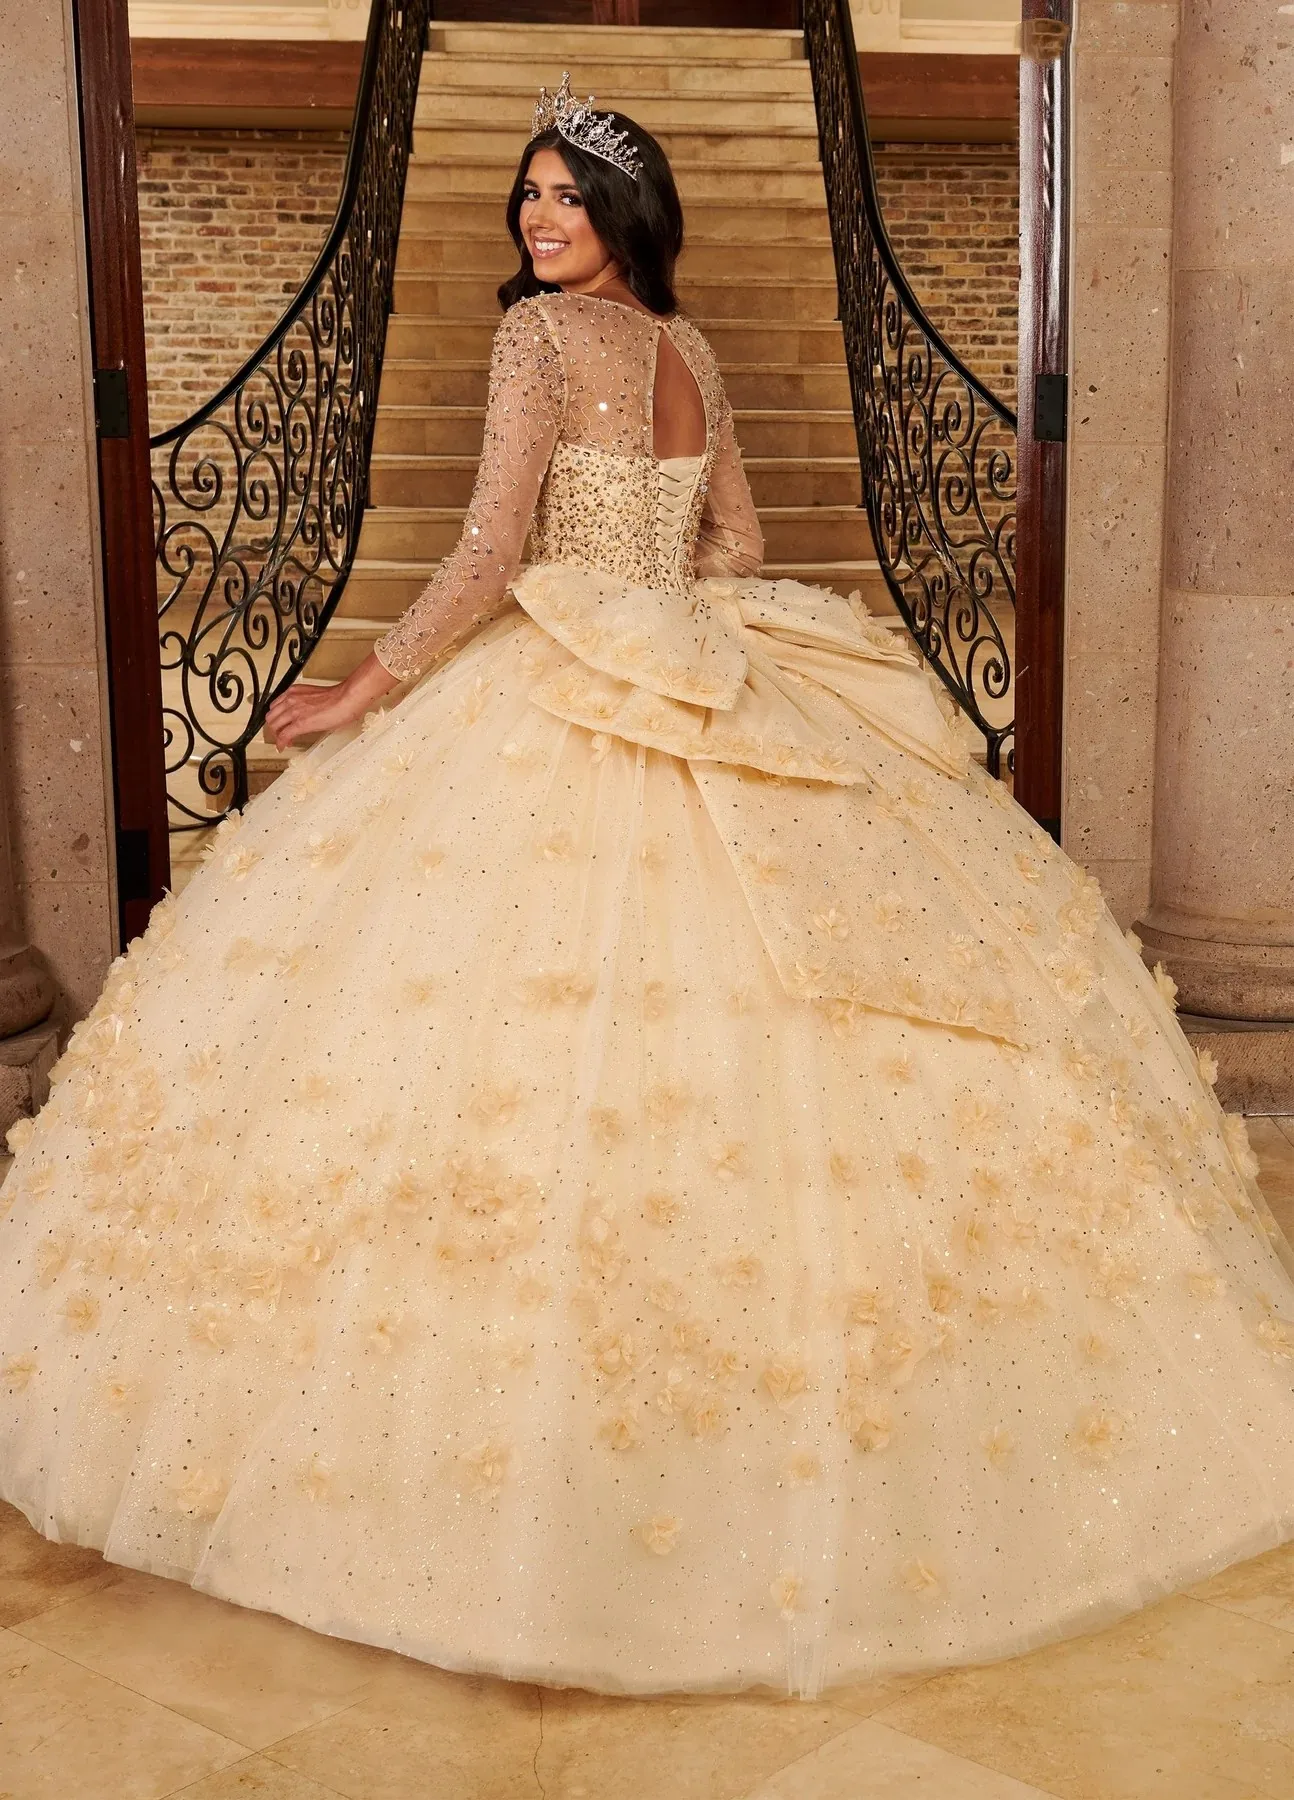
xmin=1014 ymin=0 xmax=1072 ymax=836
xmin=69 ymin=0 xmax=170 ymax=941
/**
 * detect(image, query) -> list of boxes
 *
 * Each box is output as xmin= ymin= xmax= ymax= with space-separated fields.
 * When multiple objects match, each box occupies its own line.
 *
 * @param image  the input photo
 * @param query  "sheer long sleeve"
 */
xmin=373 ymin=298 xmax=565 ymax=682
xmin=694 ymin=404 xmax=764 ymax=579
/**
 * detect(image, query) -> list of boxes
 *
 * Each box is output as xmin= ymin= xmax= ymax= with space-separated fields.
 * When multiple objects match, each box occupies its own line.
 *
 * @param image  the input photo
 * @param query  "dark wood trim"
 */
xmin=72 ymin=0 xmax=170 ymax=939
xmin=1014 ymin=2 xmax=1070 ymax=835
xmin=131 ymin=38 xmax=363 ymax=128
xmin=860 ymin=51 xmax=1018 ymax=142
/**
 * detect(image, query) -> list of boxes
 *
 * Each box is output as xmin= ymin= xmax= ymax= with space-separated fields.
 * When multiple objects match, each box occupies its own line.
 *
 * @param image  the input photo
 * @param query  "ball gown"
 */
xmin=3 ymin=292 xmax=1294 ymax=1698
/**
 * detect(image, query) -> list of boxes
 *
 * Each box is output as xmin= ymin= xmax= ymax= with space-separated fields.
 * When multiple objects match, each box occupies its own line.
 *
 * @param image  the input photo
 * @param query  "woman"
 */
xmin=3 ymin=84 xmax=1294 ymax=1700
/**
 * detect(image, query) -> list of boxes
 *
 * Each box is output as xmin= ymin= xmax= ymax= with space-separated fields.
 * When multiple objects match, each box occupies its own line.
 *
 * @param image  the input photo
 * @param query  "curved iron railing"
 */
xmin=801 ymin=0 xmax=1018 ymax=776
xmin=150 ymin=0 xmax=432 ymax=826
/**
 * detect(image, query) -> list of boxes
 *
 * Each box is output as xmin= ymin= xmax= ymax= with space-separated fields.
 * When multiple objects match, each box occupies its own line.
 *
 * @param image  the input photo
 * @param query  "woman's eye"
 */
xmin=560 ymin=193 xmax=583 ymax=207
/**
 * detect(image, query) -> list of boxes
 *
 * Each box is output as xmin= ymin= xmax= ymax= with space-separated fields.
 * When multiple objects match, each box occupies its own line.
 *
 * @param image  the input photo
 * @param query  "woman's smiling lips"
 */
xmin=529 ymin=236 xmax=570 ymax=260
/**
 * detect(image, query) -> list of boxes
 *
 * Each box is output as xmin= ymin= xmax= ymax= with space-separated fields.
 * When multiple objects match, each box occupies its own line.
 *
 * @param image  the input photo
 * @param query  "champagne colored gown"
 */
xmin=4 ymin=292 xmax=1294 ymax=1698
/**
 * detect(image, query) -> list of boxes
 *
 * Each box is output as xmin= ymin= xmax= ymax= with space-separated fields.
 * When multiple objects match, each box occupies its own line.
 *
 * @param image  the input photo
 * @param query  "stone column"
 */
xmin=1138 ymin=0 xmax=1294 ymax=1021
xmin=1 ymin=0 xmax=120 ymax=1134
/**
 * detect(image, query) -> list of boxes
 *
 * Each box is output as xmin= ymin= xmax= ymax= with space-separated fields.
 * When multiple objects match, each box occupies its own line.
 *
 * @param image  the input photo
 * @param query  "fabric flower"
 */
xmin=6 ymin=1116 xmax=36 ymax=1157
xmin=587 ymin=1106 xmax=624 ymax=1152
xmin=810 ymin=907 xmax=850 ymax=941
xmin=168 ymin=1466 xmax=228 ymax=1518
xmin=302 ymin=1455 xmax=334 ymax=1502
xmin=688 ymin=1396 xmax=727 ymax=1442
xmin=873 ymin=892 xmax=904 ymax=933
xmin=761 ymin=1354 xmax=808 ymax=1407
xmin=598 ymin=1413 xmax=640 ymax=1452
xmin=459 ymin=1439 xmax=509 ymax=1493
xmin=644 ymin=1081 xmax=690 ymax=1128
xmin=845 ymin=1397 xmax=892 ymax=1452
xmin=898 ymin=1151 xmax=928 ymax=1187
xmin=785 ymin=1452 xmax=822 ymax=1487
xmin=368 ymin=1312 xmax=403 ymax=1355
xmin=717 ymin=1253 xmax=763 ymax=1289
xmin=470 ymin=1082 xmax=523 ymax=1127
xmin=711 ymin=1142 xmax=748 ymax=1182
xmin=62 ymin=1290 xmax=100 ymax=1334
xmin=1222 ymin=1114 xmax=1261 ymax=1181
xmin=643 ymin=981 xmax=670 ymax=1021
xmin=770 ymin=1570 xmax=803 ymax=1618
xmin=1195 ymin=1048 xmax=1220 ymax=1087
xmin=2 ymin=1353 xmax=37 ymax=1391
xmin=1068 ymin=1407 xmax=1127 ymax=1461
xmin=982 ymin=1426 xmax=1014 ymax=1469
xmin=535 ymin=830 xmax=573 ymax=862
xmin=901 ymin=1558 xmax=942 ymax=1594
xmin=517 ymin=969 xmax=594 ymax=1009
xmin=222 ymin=847 xmax=261 ymax=881
xmin=1152 ymin=962 xmax=1178 ymax=1010
xmin=1257 ymin=1317 xmax=1294 ymax=1360
xmin=643 ymin=1191 xmax=681 ymax=1228
xmin=638 ymin=1513 xmax=681 ymax=1555
xmin=591 ymin=1330 xmax=640 ymax=1378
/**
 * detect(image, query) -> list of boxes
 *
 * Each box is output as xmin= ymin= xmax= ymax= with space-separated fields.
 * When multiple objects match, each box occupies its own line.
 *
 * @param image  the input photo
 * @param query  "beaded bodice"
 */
xmin=531 ymin=445 xmax=706 ymax=593
xmin=373 ymin=292 xmax=763 ymax=682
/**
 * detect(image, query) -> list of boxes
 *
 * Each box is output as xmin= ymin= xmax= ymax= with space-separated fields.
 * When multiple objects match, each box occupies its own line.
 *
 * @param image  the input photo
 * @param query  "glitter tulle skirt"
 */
xmin=3 ymin=584 xmax=1294 ymax=1698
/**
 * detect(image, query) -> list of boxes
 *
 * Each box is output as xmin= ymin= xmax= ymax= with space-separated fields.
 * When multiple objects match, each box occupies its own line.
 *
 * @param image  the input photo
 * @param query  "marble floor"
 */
xmin=2 ymin=1119 xmax=1294 ymax=1799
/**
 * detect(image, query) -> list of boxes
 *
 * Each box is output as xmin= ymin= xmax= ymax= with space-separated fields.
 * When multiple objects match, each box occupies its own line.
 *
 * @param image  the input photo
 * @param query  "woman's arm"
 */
xmin=267 ymin=299 xmax=565 ymax=747
xmin=694 ymin=404 xmax=764 ymax=579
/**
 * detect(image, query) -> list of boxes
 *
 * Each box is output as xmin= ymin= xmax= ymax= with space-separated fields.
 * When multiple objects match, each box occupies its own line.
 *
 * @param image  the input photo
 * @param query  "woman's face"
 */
xmin=519 ymin=146 xmax=614 ymax=290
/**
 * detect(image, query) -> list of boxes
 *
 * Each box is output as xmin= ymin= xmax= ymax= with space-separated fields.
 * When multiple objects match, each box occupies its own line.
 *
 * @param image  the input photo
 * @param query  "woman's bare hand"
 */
xmin=265 ymin=654 xmax=400 ymax=750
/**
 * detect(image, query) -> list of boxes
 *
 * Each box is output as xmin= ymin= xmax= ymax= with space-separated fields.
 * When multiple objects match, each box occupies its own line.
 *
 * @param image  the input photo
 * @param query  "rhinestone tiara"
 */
xmin=532 ymin=72 xmax=641 ymax=181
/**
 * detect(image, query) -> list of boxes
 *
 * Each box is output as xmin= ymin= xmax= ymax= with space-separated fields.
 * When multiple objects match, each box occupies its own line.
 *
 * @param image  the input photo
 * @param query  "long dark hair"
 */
xmin=497 ymin=120 xmax=684 ymax=317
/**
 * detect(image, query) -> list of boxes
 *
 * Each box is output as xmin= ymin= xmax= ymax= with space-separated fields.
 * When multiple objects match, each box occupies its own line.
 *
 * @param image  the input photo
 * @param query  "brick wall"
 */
xmin=872 ymin=142 xmax=1019 ymax=407
xmin=136 ymin=129 xmax=348 ymax=433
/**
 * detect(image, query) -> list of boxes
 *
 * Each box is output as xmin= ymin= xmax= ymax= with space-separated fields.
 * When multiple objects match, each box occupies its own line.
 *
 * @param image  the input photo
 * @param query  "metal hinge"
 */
xmin=94 ymin=365 xmax=131 ymax=439
xmin=1033 ymin=372 xmax=1068 ymax=443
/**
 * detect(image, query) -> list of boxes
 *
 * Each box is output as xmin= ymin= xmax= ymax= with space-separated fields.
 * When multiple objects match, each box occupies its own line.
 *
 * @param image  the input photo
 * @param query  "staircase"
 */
xmin=288 ymin=21 xmax=890 ymax=697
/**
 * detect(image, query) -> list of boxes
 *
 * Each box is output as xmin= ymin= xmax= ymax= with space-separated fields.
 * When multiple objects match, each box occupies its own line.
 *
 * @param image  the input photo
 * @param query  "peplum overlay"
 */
xmin=5 ymin=292 xmax=1294 ymax=1699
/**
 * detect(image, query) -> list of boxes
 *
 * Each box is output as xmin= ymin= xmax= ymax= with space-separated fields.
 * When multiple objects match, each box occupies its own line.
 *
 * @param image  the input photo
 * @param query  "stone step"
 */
xmin=339 ymin=557 xmax=893 ymax=623
xmin=391 ymin=272 xmax=841 ymax=323
xmin=372 ymin=405 xmax=858 ymax=460
xmin=383 ymin=314 xmax=845 ymax=368
xmin=417 ymin=90 xmax=818 ymax=133
xmin=394 ymin=234 xmax=839 ymax=283
xmin=403 ymin=156 xmax=826 ymax=205
xmin=421 ymin=53 xmax=813 ymax=98
xmin=368 ymin=453 xmax=861 ymax=511
xmin=413 ymin=122 xmax=821 ymax=167
xmin=378 ymin=359 xmax=852 ymax=410
xmin=356 ymin=501 xmax=872 ymax=565
xmin=396 ymin=196 xmax=831 ymax=244
xmin=426 ymin=24 xmax=803 ymax=62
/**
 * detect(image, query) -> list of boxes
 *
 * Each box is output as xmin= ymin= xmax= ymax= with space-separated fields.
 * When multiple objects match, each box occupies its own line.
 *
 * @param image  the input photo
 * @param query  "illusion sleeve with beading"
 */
xmin=372 ymin=299 xmax=566 ymax=683
xmin=694 ymin=403 xmax=764 ymax=580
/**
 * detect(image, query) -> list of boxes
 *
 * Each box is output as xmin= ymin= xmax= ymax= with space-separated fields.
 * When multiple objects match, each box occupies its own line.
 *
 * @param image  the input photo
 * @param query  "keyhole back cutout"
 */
xmin=651 ymin=326 xmax=707 ymax=460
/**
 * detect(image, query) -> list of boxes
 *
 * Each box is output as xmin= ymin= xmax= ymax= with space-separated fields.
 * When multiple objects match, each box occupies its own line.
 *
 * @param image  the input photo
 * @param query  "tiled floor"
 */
xmin=2 ymin=1119 xmax=1294 ymax=1800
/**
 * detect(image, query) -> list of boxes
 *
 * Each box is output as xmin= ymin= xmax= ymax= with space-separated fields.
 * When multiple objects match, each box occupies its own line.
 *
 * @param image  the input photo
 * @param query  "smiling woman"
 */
xmin=499 ymin=114 xmax=683 ymax=316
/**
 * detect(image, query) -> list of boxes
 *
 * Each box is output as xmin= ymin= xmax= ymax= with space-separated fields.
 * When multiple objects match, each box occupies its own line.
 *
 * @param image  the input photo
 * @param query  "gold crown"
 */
xmin=532 ymin=72 xmax=641 ymax=181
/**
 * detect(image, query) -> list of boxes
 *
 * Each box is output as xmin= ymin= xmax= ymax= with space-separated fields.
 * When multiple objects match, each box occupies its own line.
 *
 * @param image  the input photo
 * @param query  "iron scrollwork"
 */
xmin=150 ymin=0 xmax=433 ymax=826
xmin=801 ymin=0 xmax=1018 ymax=776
